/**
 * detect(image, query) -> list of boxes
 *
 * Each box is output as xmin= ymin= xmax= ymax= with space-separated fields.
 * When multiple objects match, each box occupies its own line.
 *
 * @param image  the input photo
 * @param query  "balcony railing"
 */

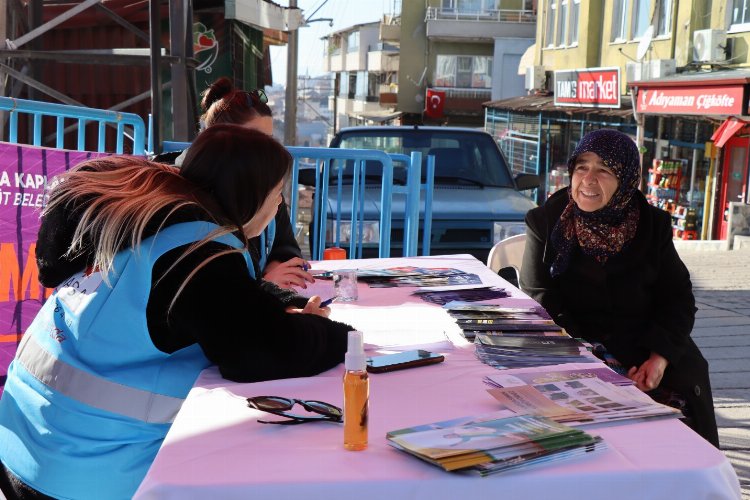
xmin=369 ymin=42 xmax=399 ymax=52
xmin=425 ymin=6 xmax=536 ymax=23
xmin=434 ymin=87 xmax=492 ymax=99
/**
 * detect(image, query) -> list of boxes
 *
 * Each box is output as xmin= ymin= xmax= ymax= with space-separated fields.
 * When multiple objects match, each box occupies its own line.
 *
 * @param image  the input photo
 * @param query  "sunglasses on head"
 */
xmin=243 ymin=89 xmax=268 ymax=107
xmin=247 ymin=396 xmax=343 ymax=425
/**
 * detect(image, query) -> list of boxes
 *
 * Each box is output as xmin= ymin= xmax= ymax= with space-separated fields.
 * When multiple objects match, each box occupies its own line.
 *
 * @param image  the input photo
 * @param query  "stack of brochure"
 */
xmin=442 ymin=303 xmax=563 ymax=340
xmin=484 ymin=375 xmax=682 ymax=427
xmin=386 ymin=411 xmax=604 ymax=476
xmin=412 ymin=286 xmax=509 ymax=306
xmin=483 ymin=365 xmax=634 ymax=388
xmin=316 ymin=267 xmax=483 ymax=288
xmin=473 ymin=332 xmax=597 ymax=369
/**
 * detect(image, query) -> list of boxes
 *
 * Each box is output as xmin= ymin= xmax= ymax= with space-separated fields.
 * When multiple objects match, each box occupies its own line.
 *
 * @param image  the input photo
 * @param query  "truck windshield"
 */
xmin=332 ymin=129 xmax=515 ymax=188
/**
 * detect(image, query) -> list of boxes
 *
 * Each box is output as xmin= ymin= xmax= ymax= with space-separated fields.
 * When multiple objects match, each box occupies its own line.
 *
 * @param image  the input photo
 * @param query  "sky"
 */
xmin=270 ymin=0 xmax=397 ymax=85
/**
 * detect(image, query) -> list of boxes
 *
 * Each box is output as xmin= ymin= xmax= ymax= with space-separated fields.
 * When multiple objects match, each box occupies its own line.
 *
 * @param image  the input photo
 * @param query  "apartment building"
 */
xmin=322 ymin=17 xmax=401 ymax=135
xmin=399 ymin=0 xmax=536 ymax=126
xmin=486 ymin=0 xmax=750 ymax=242
xmin=320 ymin=1 xmax=536 ymax=133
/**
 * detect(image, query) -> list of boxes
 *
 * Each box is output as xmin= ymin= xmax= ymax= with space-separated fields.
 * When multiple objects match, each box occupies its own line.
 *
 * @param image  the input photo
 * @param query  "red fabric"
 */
xmin=424 ymin=89 xmax=446 ymax=119
xmin=711 ymin=117 xmax=746 ymax=148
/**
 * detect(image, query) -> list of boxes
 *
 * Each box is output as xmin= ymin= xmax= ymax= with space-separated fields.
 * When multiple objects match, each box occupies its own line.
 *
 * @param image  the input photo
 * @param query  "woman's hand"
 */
xmin=263 ymin=257 xmax=315 ymax=289
xmin=627 ymin=352 xmax=668 ymax=392
xmin=286 ymin=295 xmax=331 ymax=318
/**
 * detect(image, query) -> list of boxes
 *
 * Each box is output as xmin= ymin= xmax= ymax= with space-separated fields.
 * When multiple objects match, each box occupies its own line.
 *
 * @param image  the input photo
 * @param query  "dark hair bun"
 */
xmin=200 ymin=77 xmax=234 ymax=112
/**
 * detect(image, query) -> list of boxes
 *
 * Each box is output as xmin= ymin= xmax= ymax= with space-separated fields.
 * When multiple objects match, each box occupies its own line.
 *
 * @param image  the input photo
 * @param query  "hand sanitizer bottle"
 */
xmin=344 ymin=330 xmax=368 ymax=451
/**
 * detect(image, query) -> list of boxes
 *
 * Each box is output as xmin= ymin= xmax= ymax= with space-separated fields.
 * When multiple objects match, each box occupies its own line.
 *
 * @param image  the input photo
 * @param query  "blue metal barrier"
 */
xmin=287 ymin=147 xmax=435 ymax=260
xmin=388 ymin=152 xmax=435 ymax=257
xmin=0 ymin=96 xmax=146 ymax=154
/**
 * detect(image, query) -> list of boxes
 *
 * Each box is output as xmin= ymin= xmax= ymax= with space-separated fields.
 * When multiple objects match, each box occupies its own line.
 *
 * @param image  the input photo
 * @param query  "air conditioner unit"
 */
xmin=626 ymin=59 xmax=675 ymax=82
xmin=646 ymin=59 xmax=676 ymax=78
xmin=525 ymin=66 xmax=546 ymax=91
xmin=625 ymin=62 xmax=643 ymax=83
xmin=693 ymin=29 xmax=727 ymax=62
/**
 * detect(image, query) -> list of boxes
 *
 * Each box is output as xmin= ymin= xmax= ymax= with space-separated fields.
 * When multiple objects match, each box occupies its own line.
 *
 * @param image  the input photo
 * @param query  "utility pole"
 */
xmin=149 ymin=0 xmax=162 ymax=154
xmin=284 ymin=0 xmax=298 ymax=146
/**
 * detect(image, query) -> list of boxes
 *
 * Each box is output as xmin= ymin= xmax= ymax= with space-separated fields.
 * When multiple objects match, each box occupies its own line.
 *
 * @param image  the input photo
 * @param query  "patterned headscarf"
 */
xmin=550 ymin=129 xmax=641 ymax=277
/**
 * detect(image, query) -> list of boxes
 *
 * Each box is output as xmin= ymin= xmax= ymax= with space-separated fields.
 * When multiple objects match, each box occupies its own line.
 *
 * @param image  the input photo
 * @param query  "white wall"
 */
xmin=491 ymin=38 xmax=534 ymax=100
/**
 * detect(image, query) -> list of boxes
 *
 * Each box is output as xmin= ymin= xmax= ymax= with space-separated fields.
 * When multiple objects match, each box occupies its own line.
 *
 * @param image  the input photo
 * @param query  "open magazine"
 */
xmin=486 ymin=377 xmax=682 ymax=427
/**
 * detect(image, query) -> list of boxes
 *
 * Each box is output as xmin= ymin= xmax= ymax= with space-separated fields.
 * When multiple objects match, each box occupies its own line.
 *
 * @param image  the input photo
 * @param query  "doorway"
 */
xmin=717 ymin=135 xmax=750 ymax=240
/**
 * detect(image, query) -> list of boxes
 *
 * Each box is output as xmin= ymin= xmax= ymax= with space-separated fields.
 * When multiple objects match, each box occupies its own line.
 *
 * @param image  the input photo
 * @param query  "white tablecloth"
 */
xmin=134 ymin=255 xmax=741 ymax=500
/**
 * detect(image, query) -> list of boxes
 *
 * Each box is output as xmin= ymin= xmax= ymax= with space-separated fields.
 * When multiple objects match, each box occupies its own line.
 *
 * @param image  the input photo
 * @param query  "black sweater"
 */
xmin=36 ymin=203 xmax=350 ymax=383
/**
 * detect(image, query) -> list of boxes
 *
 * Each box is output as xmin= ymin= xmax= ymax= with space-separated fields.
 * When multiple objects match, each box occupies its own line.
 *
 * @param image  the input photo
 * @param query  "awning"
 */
xmin=711 ymin=117 xmax=748 ymax=148
xmin=356 ymin=110 xmax=403 ymax=123
xmin=517 ymin=43 xmax=535 ymax=76
xmin=225 ymin=0 xmax=303 ymax=32
xmin=484 ymin=94 xmax=635 ymax=118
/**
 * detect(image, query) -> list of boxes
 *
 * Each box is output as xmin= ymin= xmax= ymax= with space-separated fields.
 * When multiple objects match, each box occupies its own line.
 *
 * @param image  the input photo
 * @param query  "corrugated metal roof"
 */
xmin=483 ymin=93 xmax=636 ymax=118
xmin=628 ymin=68 xmax=750 ymax=88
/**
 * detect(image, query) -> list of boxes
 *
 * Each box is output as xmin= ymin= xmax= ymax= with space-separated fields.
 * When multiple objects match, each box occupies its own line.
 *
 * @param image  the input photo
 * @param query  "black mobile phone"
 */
xmin=366 ymin=350 xmax=445 ymax=373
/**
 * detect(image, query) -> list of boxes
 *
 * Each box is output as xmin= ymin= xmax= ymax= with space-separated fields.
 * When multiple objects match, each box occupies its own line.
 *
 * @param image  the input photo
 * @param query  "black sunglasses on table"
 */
xmin=247 ymin=396 xmax=343 ymax=425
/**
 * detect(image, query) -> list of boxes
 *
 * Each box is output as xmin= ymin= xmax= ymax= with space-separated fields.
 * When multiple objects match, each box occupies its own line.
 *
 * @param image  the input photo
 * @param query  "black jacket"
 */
xmin=36 ymin=203 xmax=351 ymax=383
xmin=520 ymin=188 xmax=719 ymax=447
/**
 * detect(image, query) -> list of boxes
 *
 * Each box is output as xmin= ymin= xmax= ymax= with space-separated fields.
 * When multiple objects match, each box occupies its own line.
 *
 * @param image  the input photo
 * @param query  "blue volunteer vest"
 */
xmin=0 ymin=221 xmax=254 ymax=499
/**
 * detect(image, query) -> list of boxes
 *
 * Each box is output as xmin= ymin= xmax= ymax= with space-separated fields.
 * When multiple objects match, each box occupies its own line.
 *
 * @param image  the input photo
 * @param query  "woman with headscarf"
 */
xmin=520 ymin=128 xmax=719 ymax=448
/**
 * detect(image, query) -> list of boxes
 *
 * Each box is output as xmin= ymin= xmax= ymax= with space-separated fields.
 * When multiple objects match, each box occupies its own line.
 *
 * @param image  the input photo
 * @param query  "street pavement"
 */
xmin=676 ymin=246 xmax=750 ymax=499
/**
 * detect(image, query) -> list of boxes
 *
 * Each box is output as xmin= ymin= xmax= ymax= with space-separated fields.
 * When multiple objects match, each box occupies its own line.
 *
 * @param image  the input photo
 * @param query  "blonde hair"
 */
xmin=43 ymin=157 xmax=241 ymax=305
xmin=45 ymin=125 xmax=291 ymax=311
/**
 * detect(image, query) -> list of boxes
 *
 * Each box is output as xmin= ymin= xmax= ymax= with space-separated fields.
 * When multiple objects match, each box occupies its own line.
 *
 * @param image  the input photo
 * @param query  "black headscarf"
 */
xmin=550 ymin=129 xmax=641 ymax=277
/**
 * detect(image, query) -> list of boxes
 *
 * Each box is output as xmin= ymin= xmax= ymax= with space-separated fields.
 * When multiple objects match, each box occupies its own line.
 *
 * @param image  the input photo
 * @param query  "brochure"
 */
xmin=484 ymin=366 xmax=634 ymax=388
xmin=487 ymin=377 xmax=681 ymax=426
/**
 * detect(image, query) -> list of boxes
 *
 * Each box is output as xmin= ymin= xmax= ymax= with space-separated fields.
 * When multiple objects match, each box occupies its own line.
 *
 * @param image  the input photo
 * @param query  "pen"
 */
xmin=320 ymin=296 xmax=337 ymax=307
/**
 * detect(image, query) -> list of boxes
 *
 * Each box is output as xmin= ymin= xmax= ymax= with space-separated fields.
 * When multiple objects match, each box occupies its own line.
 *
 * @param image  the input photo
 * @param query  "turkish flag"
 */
xmin=425 ymin=89 xmax=446 ymax=119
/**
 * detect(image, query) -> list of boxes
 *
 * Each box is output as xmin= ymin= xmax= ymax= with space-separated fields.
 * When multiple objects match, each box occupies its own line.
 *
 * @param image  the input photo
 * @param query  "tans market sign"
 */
xmin=553 ymin=67 xmax=621 ymax=108
xmin=635 ymin=85 xmax=746 ymax=115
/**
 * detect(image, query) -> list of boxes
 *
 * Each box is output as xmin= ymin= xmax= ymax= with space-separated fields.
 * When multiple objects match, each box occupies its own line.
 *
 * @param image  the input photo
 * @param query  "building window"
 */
xmin=348 ymin=73 xmax=356 ymax=98
xmin=441 ymin=0 xmax=499 ymax=14
xmin=556 ymin=0 xmax=568 ymax=46
xmin=347 ymin=31 xmax=359 ymax=53
xmin=339 ymin=72 xmax=349 ymax=97
xmin=569 ymin=0 xmax=580 ymax=44
xmin=655 ymin=0 xmax=672 ymax=36
xmin=611 ymin=0 xmax=630 ymax=42
xmin=632 ymin=0 xmax=650 ymax=39
xmin=435 ymin=55 xmax=492 ymax=88
xmin=355 ymin=71 xmax=369 ymax=99
xmin=729 ymin=0 xmax=750 ymax=30
xmin=545 ymin=0 xmax=557 ymax=47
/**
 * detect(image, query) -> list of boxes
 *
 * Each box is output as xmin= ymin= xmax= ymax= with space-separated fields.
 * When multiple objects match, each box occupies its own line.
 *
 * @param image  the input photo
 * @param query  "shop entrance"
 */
xmin=718 ymin=135 xmax=750 ymax=240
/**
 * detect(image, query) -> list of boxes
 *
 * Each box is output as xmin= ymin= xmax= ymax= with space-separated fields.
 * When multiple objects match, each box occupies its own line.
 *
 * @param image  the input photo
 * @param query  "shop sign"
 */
xmin=636 ymin=85 xmax=746 ymax=115
xmin=553 ymin=67 xmax=621 ymax=108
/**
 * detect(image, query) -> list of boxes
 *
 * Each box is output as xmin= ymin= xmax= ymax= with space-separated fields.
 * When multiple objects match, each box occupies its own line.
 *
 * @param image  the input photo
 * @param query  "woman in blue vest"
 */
xmin=155 ymin=76 xmax=314 ymax=290
xmin=0 ymin=124 xmax=352 ymax=499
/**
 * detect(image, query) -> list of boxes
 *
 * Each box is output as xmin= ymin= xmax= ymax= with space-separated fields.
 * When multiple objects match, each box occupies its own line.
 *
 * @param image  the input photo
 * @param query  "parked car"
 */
xmin=302 ymin=126 xmax=540 ymax=262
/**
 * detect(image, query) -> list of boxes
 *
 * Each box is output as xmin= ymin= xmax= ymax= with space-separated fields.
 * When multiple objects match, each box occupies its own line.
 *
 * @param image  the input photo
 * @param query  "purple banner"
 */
xmin=0 ymin=143 xmax=103 ymax=392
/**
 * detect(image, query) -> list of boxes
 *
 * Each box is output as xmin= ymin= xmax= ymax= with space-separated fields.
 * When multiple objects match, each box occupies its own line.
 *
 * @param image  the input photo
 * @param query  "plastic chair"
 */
xmin=486 ymin=233 xmax=527 ymax=288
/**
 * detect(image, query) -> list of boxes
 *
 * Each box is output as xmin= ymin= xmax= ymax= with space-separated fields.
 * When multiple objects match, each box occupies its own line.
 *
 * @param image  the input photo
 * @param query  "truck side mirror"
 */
xmin=514 ymin=173 xmax=541 ymax=191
